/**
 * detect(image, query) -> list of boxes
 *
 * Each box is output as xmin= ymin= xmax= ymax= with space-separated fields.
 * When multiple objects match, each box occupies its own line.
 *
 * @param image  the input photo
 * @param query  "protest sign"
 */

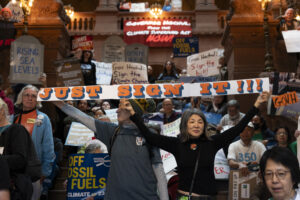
xmin=282 ymin=30 xmax=300 ymax=53
xmin=267 ymin=72 xmax=300 ymax=122
xmin=203 ymin=111 xmax=222 ymax=125
xmin=123 ymin=19 xmax=192 ymax=47
xmin=38 ymin=78 xmax=269 ymax=101
xmin=214 ymin=149 xmax=230 ymax=180
xmin=55 ymin=58 xmax=84 ymax=87
xmin=94 ymin=61 xmax=112 ymax=85
xmin=112 ymin=62 xmax=148 ymax=84
xmin=173 ymin=37 xmax=198 ymax=57
xmin=102 ymin=36 xmax=125 ymax=63
xmin=228 ymin=170 xmax=259 ymax=200
xmin=65 ymin=122 xmax=95 ymax=146
xmin=130 ymin=3 xmax=146 ymax=12
xmin=104 ymin=108 xmax=118 ymax=125
xmin=125 ymin=43 xmax=148 ymax=65
xmin=160 ymin=118 xmax=181 ymax=173
xmin=10 ymin=35 xmax=44 ymax=84
xmin=187 ymin=48 xmax=223 ymax=77
xmin=5 ymin=2 xmax=24 ymax=22
xmin=72 ymin=35 xmax=93 ymax=51
xmin=272 ymin=91 xmax=298 ymax=108
xmin=67 ymin=153 xmax=110 ymax=200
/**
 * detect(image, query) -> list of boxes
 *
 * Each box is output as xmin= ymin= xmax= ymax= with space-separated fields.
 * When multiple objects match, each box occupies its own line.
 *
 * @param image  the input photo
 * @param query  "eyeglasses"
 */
xmin=23 ymin=93 xmax=37 ymax=99
xmin=264 ymin=170 xmax=290 ymax=180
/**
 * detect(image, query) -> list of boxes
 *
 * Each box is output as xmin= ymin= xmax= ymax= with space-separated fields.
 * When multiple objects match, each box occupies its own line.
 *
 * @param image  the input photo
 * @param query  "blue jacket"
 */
xmin=31 ymin=110 xmax=55 ymax=177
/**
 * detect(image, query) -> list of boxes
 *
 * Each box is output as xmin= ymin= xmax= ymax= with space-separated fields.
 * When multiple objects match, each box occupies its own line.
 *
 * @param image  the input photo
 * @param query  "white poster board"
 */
xmin=10 ymin=35 xmax=44 ymax=84
xmin=94 ymin=61 xmax=112 ymax=85
xmin=105 ymin=108 xmax=118 ymax=125
xmin=187 ymin=48 xmax=222 ymax=77
xmin=282 ymin=30 xmax=300 ymax=53
xmin=112 ymin=62 xmax=148 ymax=84
xmin=65 ymin=122 xmax=95 ymax=146
xmin=214 ymin=149 xmax=230 ymax=179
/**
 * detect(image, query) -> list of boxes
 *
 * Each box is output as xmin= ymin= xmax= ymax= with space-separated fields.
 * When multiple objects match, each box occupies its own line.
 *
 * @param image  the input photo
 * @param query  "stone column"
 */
xmin=194 ymin=0 xmax=219 ymax=33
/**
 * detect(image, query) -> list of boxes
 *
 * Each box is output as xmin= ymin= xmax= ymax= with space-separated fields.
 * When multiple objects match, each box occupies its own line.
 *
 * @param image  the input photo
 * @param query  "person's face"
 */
xmin=117 ymin=100 xmax=131 ymax=123
xmin=102 ymin=101 xmax=110 ymax=110
xmin=83 ymin=51 xmax=91 ymax=60
xmin=264 ymin=159 xmax=295 ymax=200
xmin=286 ymin=9 xmax=294 ymax=21
xmin=148 ymin=66 xmax=153 ymax=75
xmin=228 ymin=106 xmax=238 ymax=117
xmin=166 ymin=61 xmax=172 ymax=72
xmin=22 ymin=88 xmax=38 ymax=111
xmin=162 ymin=99 xmax=173 ymax=114
xmin=240 ymin=126 xmax=254 ymax=144
xmin=213 ymin=96 xmax=224 ymax=105
xmin=187 ymin=114 xmax=205 ymax=138
xmin=94 ymin=110 xmax=104 ymax=120
xmin=78 ymin=100 xmax=88 ymax=112
xmin=2 ymin=11 xmax=11 ymax=20
xmin=252 ymin=115 xmax=261 ymax=124
xmin=275 ymin=128 xmax=288 ymax=145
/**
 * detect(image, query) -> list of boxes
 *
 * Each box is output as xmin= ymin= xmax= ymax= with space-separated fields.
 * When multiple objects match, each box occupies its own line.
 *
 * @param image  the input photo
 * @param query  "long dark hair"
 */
xmin=163 ymin=61 xmax=178 ymax=76
xmin=179 ymin=108 xmax=207 ymax=142
xmin=80 ymin=50 xmax=93 ymax=64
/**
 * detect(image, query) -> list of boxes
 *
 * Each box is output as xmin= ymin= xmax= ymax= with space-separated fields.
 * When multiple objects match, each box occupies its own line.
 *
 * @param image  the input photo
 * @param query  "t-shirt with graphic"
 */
xmin=227 ymin=140 xmax=266 ymax=163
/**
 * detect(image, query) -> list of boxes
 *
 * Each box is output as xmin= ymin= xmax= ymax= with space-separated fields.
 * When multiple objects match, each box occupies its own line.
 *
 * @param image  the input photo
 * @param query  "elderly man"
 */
xmin=227 ymin=122 xmax=266 ymax=176
xmin=14 ymin=85 xmax=55 ymax=200
xmin=278 ymin=8 xmax=300 ymax=31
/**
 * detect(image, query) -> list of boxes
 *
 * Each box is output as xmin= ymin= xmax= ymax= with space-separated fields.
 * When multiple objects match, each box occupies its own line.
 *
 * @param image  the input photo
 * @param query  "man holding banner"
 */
xmin=53 ymin=100 xmax=168 ymax=200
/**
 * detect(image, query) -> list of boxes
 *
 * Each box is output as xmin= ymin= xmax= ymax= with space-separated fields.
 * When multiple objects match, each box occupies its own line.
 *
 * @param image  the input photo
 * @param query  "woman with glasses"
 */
xmin=274 ymin=127 xmax=297 ymax=155
xmin=260 ymin=147 xmax=300 ymax=200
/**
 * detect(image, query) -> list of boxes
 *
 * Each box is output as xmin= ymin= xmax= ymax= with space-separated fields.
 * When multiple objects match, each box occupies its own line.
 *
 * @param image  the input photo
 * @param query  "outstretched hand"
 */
xmin=119 ymin=99 xmax=135 ymax=116
xmin=254 ymin=91 xmax=270 ymax=108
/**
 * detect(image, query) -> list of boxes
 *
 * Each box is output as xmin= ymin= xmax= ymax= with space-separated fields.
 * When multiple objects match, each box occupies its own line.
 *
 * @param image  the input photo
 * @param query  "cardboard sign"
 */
xmin=72 ymin=35 xmax=93 ymax=51
xmin=187 ymin=48 xmax=223 ymax=77
xmin=102 ymin=36 xmax=126 ymax=63
xmin=65 ymin=122 xmax=95 ymax=146
xmin=112 ymin=62 xmax=148 ymax=84
xmin=10 ymin=35 xmax=44 ymax=84
xmin=272 ymin=91 xmax=298 ymax=108
xmin=55 ymin=58 xmax=84 ymax=87
xmin=38 ymin=78 xmax=270 ymax=101
xmin=67 ymin=153 xmax=110 ymax=199
xmin=228 ymin=170 xmax=259 ymax=200
xmin=125 ymin=43 xmax=148 ymax=65
xmin=123 ymin=19 xmax=192 ymax=47
xmin=94 ymin=61 xmax=112 ymax=85
xmin=282 ymin=30 xmax=300 ymax=53
xmin=173 ymin=37 xmax=198 ymax=57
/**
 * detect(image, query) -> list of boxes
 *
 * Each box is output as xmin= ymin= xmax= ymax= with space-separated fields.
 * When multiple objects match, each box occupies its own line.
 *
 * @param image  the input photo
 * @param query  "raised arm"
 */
xmin=120 ymin=99 xmax=179 ymax=153
xmin=213 ymin=92 xmax=270 ymax=149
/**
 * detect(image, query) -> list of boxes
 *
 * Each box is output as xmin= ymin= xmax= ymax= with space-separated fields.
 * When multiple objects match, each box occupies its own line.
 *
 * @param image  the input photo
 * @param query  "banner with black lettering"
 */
xmin=67 ymin=154 xmax=110 ymax=200
xmin=38 ymin=78 xmax=270 ymax=101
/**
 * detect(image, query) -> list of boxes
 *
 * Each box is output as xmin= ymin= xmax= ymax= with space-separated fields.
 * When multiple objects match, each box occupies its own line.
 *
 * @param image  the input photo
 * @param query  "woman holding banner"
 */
xmin=53 ymin=99 xmax=168 ymax=200
xmin=124 ymin=92 xmax=269 ymax=200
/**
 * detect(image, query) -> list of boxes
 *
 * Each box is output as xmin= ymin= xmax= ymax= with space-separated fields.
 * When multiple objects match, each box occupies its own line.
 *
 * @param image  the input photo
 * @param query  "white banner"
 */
xmin=187 ymin=48 xmax=223 ymax=77
xmin=282 ymin=30 xmax=300 ymax=53
xmin=65 ymin=122 xmax=95 ymax=146
xmin=37 ymin=78 xmax=269 ymax=101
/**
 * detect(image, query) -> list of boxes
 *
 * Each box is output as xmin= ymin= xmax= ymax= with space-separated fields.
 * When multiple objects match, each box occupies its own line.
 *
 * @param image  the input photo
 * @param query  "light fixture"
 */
xmin=149 ymin=3 xmax=162 ymax=19
xmin=64 ymin=4 xmax=74 ymax=18
xmin=258 ymin=0 xmax=272 ymax=10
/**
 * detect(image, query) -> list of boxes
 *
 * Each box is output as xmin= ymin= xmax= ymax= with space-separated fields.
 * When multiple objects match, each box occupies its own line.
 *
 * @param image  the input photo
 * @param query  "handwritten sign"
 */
xmin=187 ymin=48 xmax=222 ymax=77
xmin=65 ymin=122 xmax=95 ymax=146
xmin=173 ymin=37 xmax=198 ymax=57
xmin=214 ymin=149 xmax=230 ymax=179
xmin=67 ymin=153 xmax=110 ymax=199
xmin=162 ymin=118 xmax=181 ymax=137
xmin=38 ymin=78 xmax=269 ymax=101
xmin=112 ymin=62 xmax=148 ymax=84
xmin=55 ymin=58 xmax=84 ymax=87
xmin=10 ymin=35 xmax=44 ymax=84
xmin=125 ymin=43 xmax=148 ymax=65
xmin=272 ymin=91 xmax=298 ymax=108
xmin=102 ymin=36 xmax=125 ymax=63
xmin=93 ymin=61 xmax=112 ymax=85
